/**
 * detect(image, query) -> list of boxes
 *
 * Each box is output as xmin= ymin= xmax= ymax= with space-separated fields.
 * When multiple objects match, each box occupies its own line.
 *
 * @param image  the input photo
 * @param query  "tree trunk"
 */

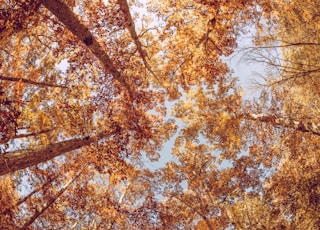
xmin=244 ymin=113 xmax=320 ymax=136
xmin=40 ymin=0 xmax=132 ymax=95
xmin=118 ymin=0 xmax=157 ymax=79
xmin=19 ymin=170 xmax=82 ymax=229
xmin=0 ymin=132 xmax=108 ymax=176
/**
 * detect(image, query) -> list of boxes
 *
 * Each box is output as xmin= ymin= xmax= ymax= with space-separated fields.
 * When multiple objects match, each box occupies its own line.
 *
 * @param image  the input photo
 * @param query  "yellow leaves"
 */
xmin=2 ymin=0 xmax=304 ymax=228
xmin=30 ymin=93 xmax=41 ymax=108
xmin=40 ymin=133 xmax=50 ymax=145
xmin=227 ymin=195 xmax=277 ymax=229
xmin=301 ymin=9 xmax=313 ymax=22
xmin=109 ymin=172 xmax=126 ymax=185
xmin=101 ymin=206 xmax=116 ymax=216
xmin=18 ymin=107 xmax=35 ymax=126
xmin=219 ymin=112 xmax=231 ymax=128
xmin=0 ymin=175 xmax=20 ymax=228
xmin=167 ymin=85 xmax=181 ymax=100
xmin=18 ymin=104 xmax=52 ymax=135
xmin=181 ymin=100 xmax=193 ymax=112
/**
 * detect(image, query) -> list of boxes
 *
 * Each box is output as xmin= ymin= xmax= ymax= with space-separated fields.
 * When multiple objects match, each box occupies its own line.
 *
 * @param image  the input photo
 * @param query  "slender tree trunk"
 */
xmin=40 ymin=0 xmax=132 ymax=95
xmin=19 ymin=170 xmax=82 ymax=229
xmin=244 ymin=113 xmax=320 ymax=136
xmin=0 ymin=75 xmax=67 ymax=88
xmin=1 ymin=174 xmax=59 ymax=215
xmin=0 ymin=131 xmax=108 ymax=176
xmin=118 ymin=0 xmax=157 ymax=79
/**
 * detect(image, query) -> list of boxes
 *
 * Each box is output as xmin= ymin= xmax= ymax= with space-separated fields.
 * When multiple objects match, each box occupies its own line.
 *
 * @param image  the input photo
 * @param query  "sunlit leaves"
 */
xmin=1 ymin=0 xmax=319 ymax=228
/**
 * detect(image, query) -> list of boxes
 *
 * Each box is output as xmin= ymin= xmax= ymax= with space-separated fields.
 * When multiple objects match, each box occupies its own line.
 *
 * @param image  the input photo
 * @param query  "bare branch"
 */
xmin=13 ymin=128 xmax=54 ymax=139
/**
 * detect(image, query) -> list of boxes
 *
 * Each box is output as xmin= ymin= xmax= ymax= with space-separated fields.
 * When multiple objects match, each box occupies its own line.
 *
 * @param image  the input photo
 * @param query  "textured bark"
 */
xmin=245 ymin=113 xmax=320 ymax=136
xmin=40 ymin=0 xmax=132 ymax=95
xmin=0 ymin=75 xmax=67 ymax=88
xmin=0 ymin=132 xmax=108 ymax=176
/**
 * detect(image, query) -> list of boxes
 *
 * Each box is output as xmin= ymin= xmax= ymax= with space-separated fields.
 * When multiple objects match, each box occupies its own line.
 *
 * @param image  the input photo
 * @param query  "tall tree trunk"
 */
xmin=0 ymin=131 xmax=108 ymax=176
xmin=40 ymin=0 xmax=132 ymax=95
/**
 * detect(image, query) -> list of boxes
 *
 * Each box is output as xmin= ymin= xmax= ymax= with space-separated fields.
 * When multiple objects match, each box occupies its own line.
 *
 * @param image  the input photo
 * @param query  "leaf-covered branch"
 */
xmin=1 ymin=174 xmax=59 ymax=215
xmin=0 ymin=75 xmax=67 ymax=88
xmin=20 ymin=170 xmax=82 ymax=229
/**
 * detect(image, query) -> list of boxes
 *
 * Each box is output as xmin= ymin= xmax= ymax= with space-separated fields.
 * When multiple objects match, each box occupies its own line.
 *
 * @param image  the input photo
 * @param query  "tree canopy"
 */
xmin=0 ymin=0 xmax=319 ymax=228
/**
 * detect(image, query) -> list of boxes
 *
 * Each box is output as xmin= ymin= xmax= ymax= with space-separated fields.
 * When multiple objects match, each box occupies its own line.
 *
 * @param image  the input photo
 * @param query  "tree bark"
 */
xmin=40 ymin=0 xmax=132 ymax=95
xmin=0 ymin=131 xmax=108 ymax=176
xmin=244 ymin=113 xmax=320 ymax=136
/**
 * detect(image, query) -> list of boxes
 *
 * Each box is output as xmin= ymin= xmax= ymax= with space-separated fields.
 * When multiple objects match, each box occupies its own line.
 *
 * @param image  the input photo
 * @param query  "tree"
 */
xmin=229 ymin=0 xmax=320 ymax=227
xmin=1 ymin=0 xmax=174 ymax=227
xmin=245 ymin=0 xmax=320 ymax=117
xmin=1 ymin=0 xmax=319 ymax=228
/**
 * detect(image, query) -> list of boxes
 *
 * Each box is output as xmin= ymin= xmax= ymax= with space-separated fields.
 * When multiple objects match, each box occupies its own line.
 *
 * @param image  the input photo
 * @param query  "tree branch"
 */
xmin=118 ymin=0 xmax=158 ymax=80
xmin=13 ymin=128 xmax=54 ymax=139
xmin=0 ymin=75 xmax=67 ymax=88
xmin=1 ymin=174 xmax=59 ymax=215
xmin=244 ymin=113 xmax=320 ymax=136
xmin=20 ymin=170 xmax=82 ymax=229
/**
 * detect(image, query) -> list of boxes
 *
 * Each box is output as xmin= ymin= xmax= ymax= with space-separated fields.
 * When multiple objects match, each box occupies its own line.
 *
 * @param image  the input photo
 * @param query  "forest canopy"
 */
xmin=0 ymin=0 xmax=319 ymax=229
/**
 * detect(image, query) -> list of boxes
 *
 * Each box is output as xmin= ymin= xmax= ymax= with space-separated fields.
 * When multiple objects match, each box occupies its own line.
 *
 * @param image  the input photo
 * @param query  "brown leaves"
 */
xmin=0 ymin=175 xmax=19 ymax=228
xmin=1 ymin=0 xmax=320 ymax=228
